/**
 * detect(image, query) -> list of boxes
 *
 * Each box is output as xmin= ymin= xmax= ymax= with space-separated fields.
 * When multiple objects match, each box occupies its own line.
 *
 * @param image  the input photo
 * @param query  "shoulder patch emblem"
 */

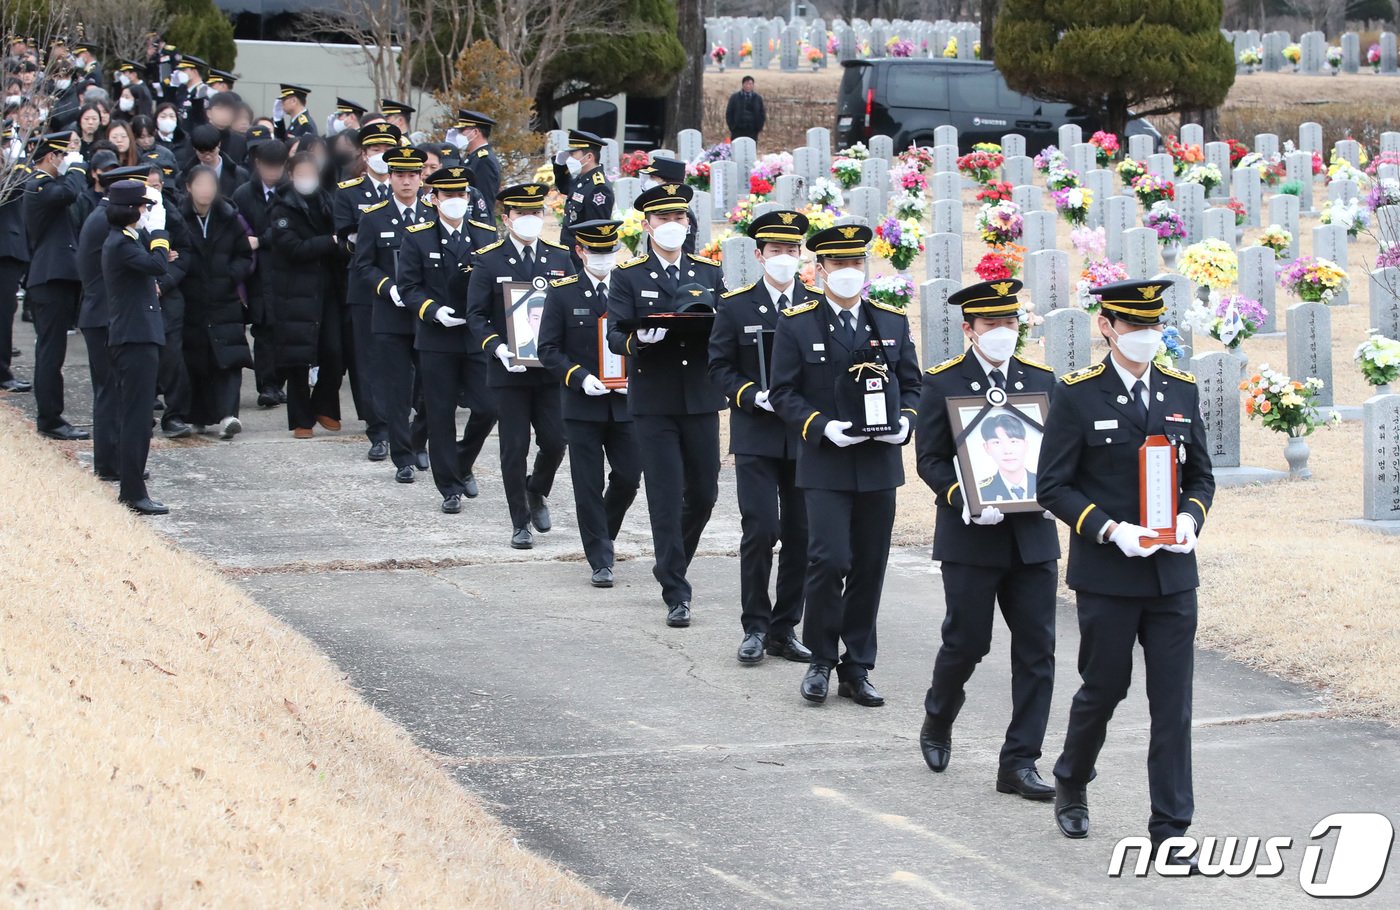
xmin=476 ymin=148 xmax=489 ymax=158
xmin=1157 ymin=364 xmax=1197 ymax=384
xmin=337 ymin=176 xmax=364 ymax=189
xmin=1061 ymin=363 xmax=1106 ymax=385
xmin=406 ymin=220 xmax=435 ymax=233
xmin=275 ymin=217 xmax=289 ymax=229
xmin=592 ymin=171 xmax=606 ymax=185
xmin=1014 ymin=353 xmax=1054 ymax=372
xmin=925 ymin=353 xmax=965 ymax=375
xmin=550 ymin=274 xmax=580 ymax=288
xmin=720 ymin=282 xmax=757 ymax=299
xmin=782 ymin=299 xmax=819 ymax=317
xmin=618 ymin=254 xmax=648 ymax=269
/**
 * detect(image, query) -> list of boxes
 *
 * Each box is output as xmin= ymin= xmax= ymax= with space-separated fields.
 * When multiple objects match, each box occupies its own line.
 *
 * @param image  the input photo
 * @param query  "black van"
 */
xmin=835 ymin=58 xmax=1160 ymax=155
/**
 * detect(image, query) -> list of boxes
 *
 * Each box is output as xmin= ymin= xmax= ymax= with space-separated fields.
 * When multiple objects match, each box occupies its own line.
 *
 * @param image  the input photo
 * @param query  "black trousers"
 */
xmin=418 ymin=350 xmax=498 ymax=498
xmin=633 ymin=412 xmax=720 ymax=606
xmin=281 ymin=366 xmax=341 ymax=431
xmin=735 ymin=453 xmax=807 ymax=637
xmin=250 ymin=320 xmax=280 ymax=394
xmin=801 ymin=486 xmax=896 ymax=679
xmin=1054 ymin=589 xmax=1197 ymax=841
xmin=0 ymin=257 xmax=23 ymax=383
xmin=495 ymin=384 xmax=566 ymax=529
xmin=344 ymin=304 xmax=382 ymax=442
xmin=185 ymin=354 xmax=243 ymax=426
xmin=370 ymin=332 xmax=426 ymax=468
xmin=110 ymin=342 xmax=159 ymax=503
xmin=81 ymin=327 xmax=119 ymax=476
xmin=157 ymin=322 xmax=191 ymax=427
xmin=565 ymin=416 xmax=641 ymax=570
xmin=925 ymin=560 xmax=1058 ymax=771
xmin=25 ymin=280 xmax=80 ymax=430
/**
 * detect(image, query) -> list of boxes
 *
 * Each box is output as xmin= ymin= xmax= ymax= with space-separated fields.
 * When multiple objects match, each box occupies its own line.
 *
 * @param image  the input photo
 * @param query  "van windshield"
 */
xmin=836 ymin=63 xmax=870 ymax=116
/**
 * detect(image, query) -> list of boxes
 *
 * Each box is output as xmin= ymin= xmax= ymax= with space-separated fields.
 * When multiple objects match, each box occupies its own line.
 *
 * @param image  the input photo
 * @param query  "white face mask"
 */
xmin=293 ymin=177 xmax=320 ymax=196
xmin=823 ymin=267 xmax=865 ymax=299
xmin=640 ymin=177 xmax=658 ymax=190
xmin=1111 ymin=325 xmax=1163 ymax=364
xmin=971 ymin=325 xmax=1019 ymax=364
xmin=53 ymin=78 xmax=71 ymax=91
xmin=651 ymin=221 xmax=687 ymax=251
xmin=118 ymin=73 xmax=131 ymax=86
xmin=4 ymin=94 xmax=19 ymax=107
xmin=437 ymin=196 xmax=470 ymax=221
xmin=365 ymin=152 xmax=389 ymax=175
xmin=511 ymin=214 xmax=544 ymax=241
xmin=157 ymin=117 xmax=177 ymax=135
xmin=762 ymin=253 xmax=799 ymax=285
xmin=564 ymin=156 xmax=583 ymax=176
xmin=328 ymin=118 xmax=345 ymax=135
xmin=118 ymin=96 xmax=134 ymax=112
xmin=171 ymin=70 xmax=188 ymax=86
xmin=585 ymin=251 xmax=618 ymax=278
xmin=447 ymin=129 xmax=468 ymax=150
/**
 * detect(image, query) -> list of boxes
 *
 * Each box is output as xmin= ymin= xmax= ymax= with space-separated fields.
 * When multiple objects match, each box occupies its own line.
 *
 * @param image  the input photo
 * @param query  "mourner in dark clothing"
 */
xmin=230 ymin=137 xmax=289 ymax=407
xmin=725 ymin=77 xmax=766 ymax=143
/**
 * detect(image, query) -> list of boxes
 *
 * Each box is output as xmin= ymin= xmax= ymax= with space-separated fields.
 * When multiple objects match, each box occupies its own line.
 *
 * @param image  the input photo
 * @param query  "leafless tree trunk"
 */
xmin=981 ymin=0 xmax=999 ymax=60
xmin=72 ymin=0 xmax=170 ymax=64
xmin=668 ymin=0 xmax=705 ymax=145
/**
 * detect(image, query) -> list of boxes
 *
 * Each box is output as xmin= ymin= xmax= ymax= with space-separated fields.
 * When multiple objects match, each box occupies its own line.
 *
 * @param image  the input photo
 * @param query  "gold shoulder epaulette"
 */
xmin=1061 ymin=363 xmax=1106 ymax=385
xmin=592 ymin=171 xmax=606 ymax=185
xmin=687 ymin=253 xmax=719 ymax=266
xmin=541 ymin=238 xmax=569 ymax=251
xmin=362 ymin=199 xmax=389 ymax=214
xmin=803 ymin=283 xmax=823 ymax=295
xmin=1015 ymin=353 xmax=1053 ymax=372
xmin=979 ymin=476 xmax=994 ymax=488
xmin=618 ymin=254 xmax=647 ymax=269
xmin=474 ymin=238 xmax=505 ymax=255
xmin=406 ymin=220 xmax=435 ymax=233
xmin=337 ymin=176 xmax=364 ymax=190
xmin=550 ymin=274 xmax=579 ymax=288
xmin=782 ymin=299 xmax=819 ymax=317
xmin=468 ymin=219 xmax=495 ymax=232
xmin=925 ymin=353 xmax=964 ymax=375
xmin=721 ymin=282 xmax=757 ymax=299
xmin=1157 ymin=364 xmax=1196 ymax=384
xmin=867 ymin=299 xmax=905 ymax=315
xmin=476 ymin=147 xmax=489 ymax=158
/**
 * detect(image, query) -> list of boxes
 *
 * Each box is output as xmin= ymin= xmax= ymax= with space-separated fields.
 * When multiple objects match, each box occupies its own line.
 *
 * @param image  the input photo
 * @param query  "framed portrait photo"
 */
xmin=946 ymin=392 xmax=1051 ymax=515
xmin=503 ymin=278 xmax=550 ymax=370
xmin=597 ymin=315 xmax=627 ymax=389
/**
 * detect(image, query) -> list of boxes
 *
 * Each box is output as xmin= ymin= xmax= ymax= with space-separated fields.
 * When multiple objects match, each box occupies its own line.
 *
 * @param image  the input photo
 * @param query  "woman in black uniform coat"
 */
xmin=266 ymin=151 xmax=346 ymax=437
xmin=101 ymin=180 xmax=171 ymax=515
xmin=179 ymin=165 xmax=254 ymax=438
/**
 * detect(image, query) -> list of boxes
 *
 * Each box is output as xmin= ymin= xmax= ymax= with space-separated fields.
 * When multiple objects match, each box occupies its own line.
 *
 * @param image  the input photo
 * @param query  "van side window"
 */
xmin=887 ymin=65 xmax=948 ymax=109
xmin=947 ymin=69 xmax=996 ymax=112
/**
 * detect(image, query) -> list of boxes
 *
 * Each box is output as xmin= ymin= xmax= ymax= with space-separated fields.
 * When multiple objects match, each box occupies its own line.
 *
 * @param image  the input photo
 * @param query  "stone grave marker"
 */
xmin=925 ymin=232 xmax=962 ymax=282
xmin=847 ymin=186 xmax=880 ymax=226
xmin=1384 ymin=33 xmax=1399 ymax=74
xmin=1181 ymin=123 xmax=1205 ymax=148
xmin=1070 ymin=143 xmax=1097 ymax=175
xmin=1012 ymin=184 xmax=1043 ymax=214
xmin=920 ymin=279 xmax=964 ymax=368
xmin=1043 ymin=308 xmax=1091 ymax=377
xmin=1298 ymin=122 xmax=1323 ymax=155
xmin=1232 ymin=166 xmax=1263 ymax=227
xmin=1370 ymin=268 xmax=1400 ymax=340
xmin=1267 ymin=195 xmax=1301 ymax=259
xmin=1285 ymin=151 xmax=1315 ymax=213
xmin=1205 ymin=142 xmax=1232 ymax=198
xmin=1123 ymin=227 xmax=1159 ymax=278
xmin=794 ymin=147 xmax=819 ymax=182
xmin=1363 ymin=395 xmax=1400 ymax=522
xmin=690 ymin=191 xmax=711 ymax=247
xmin=1335 ymin=138 xmax=1362 ymax=168
xmin=934 ymin=125 xmax=959 ymax=148
xmin=677 ymin=129 xmax=703 ymax=163
xmin=1177 ymin=181 xmax=1206 ymax=245
xmin=710 ymin=159 xmax=738 ymax=217
xmin=932 ymin=171 xmax=960 ymax=202
xmin=1342 ymin=32 xmax=1360 ymax=74
xmin=860 ymin=157 xmax=890 ymax=209
xmin=934 ymin=144 xmax=958 ymax=174
xmin=780 ymin=26 xmax=800 ymax=70
xmin=1238 ymin=245 xmax=1279 ymax=333
xmin=1192 ymin=351 xmax=1244 ymax=468
xmin=613 ymin=177 xmax=641 ymax=214
xmin=1203 ymin=206 xmax=1233 ymax=243
xmin=1128 ymin=134 xmax=1154 ymax=162
xmin=1286 ymin=301 xmax=1334 ymax=406
xmin=1001 ymin=133 xmax=1026 ymax=158
xmin=1313 ymin=223 xmax=1350 ymax=306
xmin=721 ymin=234 xmax=760 ymax=289
xmin=1254 ymin=132 xmax=1280 ymax=160
xmin=731 ymin=137 xmax=757 ymax=186
xmin=1003 ymin=155 xmax=1032 ymax=188
xmin=774 ymin=174 xmax=806 ymax=210
xmin=932 ymin=199 xmax=961 ymax=235
xmin=1058 ymin=123 xmax=1083 ymax=151
xmin=1085 ymin=170 xmax=1111 ymax=229
xmin=1147 ymin=153 xmax=1175 ymax=179
xmin=1030 ymin=249 xmax=1071 ymax=312
xmin=869 ymin=134 xmax=894 ymax=161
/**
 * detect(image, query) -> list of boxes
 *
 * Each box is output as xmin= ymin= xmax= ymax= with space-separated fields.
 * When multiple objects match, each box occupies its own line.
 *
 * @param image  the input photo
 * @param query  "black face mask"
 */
xmin=333 ymin=149 xmax=355 ymax=167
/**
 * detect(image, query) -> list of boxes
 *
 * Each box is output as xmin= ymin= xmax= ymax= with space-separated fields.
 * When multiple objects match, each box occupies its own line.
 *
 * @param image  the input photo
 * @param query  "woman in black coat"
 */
xmin=179 ymin=165 xmax=254 ymax=438
xmin=266 ymin=151 xmax=346 ymax=437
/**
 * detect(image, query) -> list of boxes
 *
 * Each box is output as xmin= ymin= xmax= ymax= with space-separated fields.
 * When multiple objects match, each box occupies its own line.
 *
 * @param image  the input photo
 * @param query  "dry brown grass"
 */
xmin=0 ymin=407 xmax=618 ymax=909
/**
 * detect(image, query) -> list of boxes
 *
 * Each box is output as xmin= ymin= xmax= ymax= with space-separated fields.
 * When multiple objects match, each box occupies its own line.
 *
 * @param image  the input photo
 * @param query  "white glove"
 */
xmin=873 ymin=415 xmax=910 ymax=444
xmin=144 ymin=203 xmax=166 ymax=232
xmin=582 ymin=374 xmax=610 ymax=396
xmin=389 ymin=285 xmax=403 ymax=307
xmin=57 ymin=151 xmax=81 ymax=174
xmin=272 ymin=98 xmax=284 ymax=121
xmin=754 ymin=389 xmax=774 ymax=412
xmin=613 ymin=386 xmax=628 ymax=395
xmin=434 ymin=307 xmax=466 ymax=327
xmin=822 ymin=420 xmax=867 ymax=447
xmin=1109 ymin=522 xmax=1163 ymax=558
xmin=1043 ymin=509 xmax=1056 ymax=520
xmin=970 ymin=506 xmax=1005 ymax=526
xmin=494 ymin=342 xmax=527 ymax=373
xmin=637 ymin=327 xmax=668 ymax=344
xmin=554 ymin=150 xmax=570 ymax=165
xmin=1162 ymin=513 xmax=1198 ymax=554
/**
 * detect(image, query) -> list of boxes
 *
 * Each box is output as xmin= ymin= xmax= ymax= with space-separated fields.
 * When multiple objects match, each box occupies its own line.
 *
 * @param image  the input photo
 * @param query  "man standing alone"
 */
xmin=725 ymin=76 xmax=766 ymax=144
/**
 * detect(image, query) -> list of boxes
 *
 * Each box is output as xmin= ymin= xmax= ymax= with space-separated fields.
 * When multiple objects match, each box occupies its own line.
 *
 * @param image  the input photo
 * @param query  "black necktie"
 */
xmin=666 ymin=264 xmax=679 ymax=284
xmin=840 ymin=310 xmax=856 ymax=347
xmin=1131 ymin=379 xmax=1149 ymax=426
xmin=378 ymin=183 xmax=389 ymax=200
xmin=449 ymin=229 xmax=460 ymax=245
xmin=989 ymin=368 xmax=1006 ymax=390
xmin=402 ymin=207 xmax=413 ymax=224
xmin=597 ymin=281 xmax=608 ymax=299
xmin=777 ymin=293 xmax=789 ymax=310
xmin=523 ymin=244 xmax=535 ymax=270
xmin=1011 ymin=485 xmax=1025 ymax=499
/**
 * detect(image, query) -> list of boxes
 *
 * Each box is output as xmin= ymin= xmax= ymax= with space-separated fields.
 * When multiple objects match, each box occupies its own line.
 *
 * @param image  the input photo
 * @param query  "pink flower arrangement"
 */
xmin=1089 ymin=131 xmax=1120 ymax=166
xmin=1071 ymin=226 xmax=1107 ymax=259
xmin=894 ymin=167 xmax=928 ymax=193
xmin=710 ymin=45 xmax=726 ymax=63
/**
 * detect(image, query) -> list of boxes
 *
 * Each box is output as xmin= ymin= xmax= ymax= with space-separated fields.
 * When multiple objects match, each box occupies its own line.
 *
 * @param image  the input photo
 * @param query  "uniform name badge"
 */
xmin=836 ymin=348 xmax=897 ymax=436
xmin=597 ymin=316 xmax=627 ymax=389
xmin=1139 ymin=434 xmax=1179 ymax=544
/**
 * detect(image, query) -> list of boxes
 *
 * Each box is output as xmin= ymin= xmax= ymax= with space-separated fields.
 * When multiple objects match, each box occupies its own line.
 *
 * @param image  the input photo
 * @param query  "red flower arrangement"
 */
xmin=1226 ymin=139 xmax=1250 ymax=166
xmin=976 ymin=180 xmax=1014 ymax=204
xmin=974 ymin=244 xmax=1025 ymax=280
xmin=957 ymin=150 xmax=1005 ymax=184
xmin=749 ymin=175 xmax=773 ymax=196
xmin=619 ymin=150 xmax=652 ymax=178
xmin=1226 ymin=197 xmax=1248 ymax=226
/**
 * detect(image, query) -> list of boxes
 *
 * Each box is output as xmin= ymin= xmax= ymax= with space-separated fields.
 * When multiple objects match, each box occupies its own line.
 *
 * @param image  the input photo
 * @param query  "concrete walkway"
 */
xmin=7 ymin=327 xmax=1398 ymax=907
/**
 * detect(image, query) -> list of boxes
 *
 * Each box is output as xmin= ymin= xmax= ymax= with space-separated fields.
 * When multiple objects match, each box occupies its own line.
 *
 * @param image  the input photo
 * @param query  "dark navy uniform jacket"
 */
xmin=1037 ymin=356 xmax=1216 ymax=598
xmin=605 ymin=248 xmax=726 ymax=417
xmin=397 ymin=215 xmax=496 ymax=354
xmin=708 ymin=280 xmax=822 ymax=459
xmin=916 ymin=350 xmax=1061 ymax=568
xmin=23 ymin=164 xmax=90 ymax=285
xmin=333 ymin=173 xmax=392 ymax=307
xmin=554 ymin=164 xmax=613 ymax=253
xmin=0 ymin=175 xmax=30 ymax=265
xmin=76 ymin=201 xmax=111 ymax=329
xmin=102 ymin=227 xmax=170 ymax=345
xmin=465 ymin=144 xmax=501 ymax=223
xmin=768 ymin=296 xmax=921 ymax=493
xmin=353 ymin=196 xmax=430 ymax=336
xmin=465 ymin=233 xmax=571 ymax=388
xmin=538 ymin=271 xmax=632 ymax=424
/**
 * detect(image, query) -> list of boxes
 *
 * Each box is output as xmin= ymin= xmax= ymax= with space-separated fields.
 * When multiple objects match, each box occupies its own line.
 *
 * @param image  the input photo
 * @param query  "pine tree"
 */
xmin=162 ymin=0 xmax=235 ymax=70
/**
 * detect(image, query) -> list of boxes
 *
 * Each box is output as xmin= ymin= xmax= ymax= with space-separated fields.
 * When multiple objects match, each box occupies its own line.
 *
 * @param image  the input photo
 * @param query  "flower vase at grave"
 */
xmin=1376 ymin=383 xmax=1392 ymax=395
xmin=1235 ymin=224 xmax=1244 ymax=244
xmin=1284 ymin=431 xmax=1312 ymax=479
xmin=811 ymin=62 xmax=819 ymax=72
xmin=1161 ymin=242 xmax=1180 ymax=267
xmin=1226 ymin=342 xmax=1248 ymax=365
xmin=1195 ymin=285 xmax=1212 ymax=306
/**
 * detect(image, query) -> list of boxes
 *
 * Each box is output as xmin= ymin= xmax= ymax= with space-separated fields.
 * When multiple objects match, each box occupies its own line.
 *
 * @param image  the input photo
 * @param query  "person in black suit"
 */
xmin=355 ymin=145 xmax=431 ymax=480
xmin=22 ymin=131 xmax=90 ymax=440
xmin=1039 ymin=280 xmax=1215 ymax=872
xmin=188 ymin=124 xmax=247 ymax=199
xmin=707 ymin=210 xmax=816 ymax=665
xmin=453 ymin=110 xmax=500 ymax=225
xmin=465 ymin=182 xmax=571 ymax=547
xmin=145 ymin=163 xmax=196 ymax=439
xmin=276 ymin=84 xmax=316 ymax=140
xmin=914 ymin=278 xmax=1061 ymax=800
xmin=0 ymin=121 xmax=31 ymax=393
xmin=101 ymin=179 xmax=170 ymax=514
xmin=397 ymin=165 xmax=498 ymax=512
xmin=537 ymin=219 xmax=640 ymax=587
xmin=606 ymin=182 xmax=726 ymax=628
xmin=553 ymin=130 xmax=613 ymax=267
xmin=231 ymin=136 xmax=289 ymax=408
xmin=767 ymin=224 xmax=921 ymax=707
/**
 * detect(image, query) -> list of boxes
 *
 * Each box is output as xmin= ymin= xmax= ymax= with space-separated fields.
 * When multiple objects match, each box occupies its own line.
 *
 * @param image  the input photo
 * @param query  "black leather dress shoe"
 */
xmin=367 ymin=440 xmax=389 ymax=461
xmin=463 ymin=473 xmax=479 ymax=498
xmin=591 ymin=566 xmax=613 ymax=587
xmin=122 ymin=497 xmax=169 ymax=516
xmin=415 ymin=451 xmax=430 ymax=471
xmin=162 ymin=420 xmax=193 ymax=439
xmin=837 ymin=676 xmax=885 ymax=707
xmin=1 ymin=378 xmax=31 ymax=392
xmin=737 ymin=632 xmax=767 ymax=664
xmin=800 ymin=664 xmax=830 ymax=703
xmin=919 ymin=715 xmax=951 ymax=772
xmin=765 ymin=632 xmax=812 ymax=662
xmin=527 ymin=477 xmax=551 ymax=532
xmin=511 ymin=526 xmax=533 ymax=549
xmin=997 ymin=767 xmax=1055 ymax=801
xmin=395 ymin=465 xmax=416 ymax=483
xmin=38 ymin=423 xmax=89 ymax=441
xmin=257 ymin=390 xmax=280 ymax=408
xmin=665 ymin=602 xmax=691 ymax=627
xmin=275 ymin=388 xmax=288 ymax=404
xmin=1153 ymin=841 xmax=1201 ymax=874
xmin=1054 ymin=781 xmax=1089 ymax=839
xmin=441 ymin=494 xmax=462 ymax=514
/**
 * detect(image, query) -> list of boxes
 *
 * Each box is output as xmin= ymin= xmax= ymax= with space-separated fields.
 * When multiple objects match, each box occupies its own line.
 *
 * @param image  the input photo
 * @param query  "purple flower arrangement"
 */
xmin=1144 ymin=204 xmax=1186 ymax=245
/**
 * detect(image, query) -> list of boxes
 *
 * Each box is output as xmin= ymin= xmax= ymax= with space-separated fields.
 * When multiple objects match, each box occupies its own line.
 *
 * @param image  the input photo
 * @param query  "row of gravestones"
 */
xmin=703 ymin=16 xmax=982 ymax=70
xmin=1233 ymin=29 xmax=1400 ymax=75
